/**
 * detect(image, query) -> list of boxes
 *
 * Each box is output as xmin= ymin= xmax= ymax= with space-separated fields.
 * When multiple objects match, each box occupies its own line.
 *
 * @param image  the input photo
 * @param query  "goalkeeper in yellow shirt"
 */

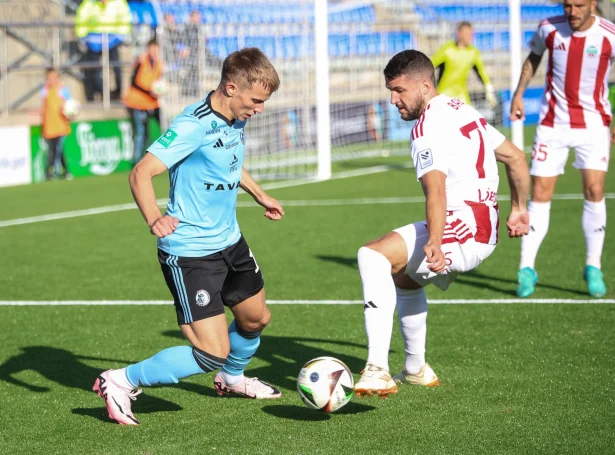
xmin=431 ymin=21 xmax=497 ymax=108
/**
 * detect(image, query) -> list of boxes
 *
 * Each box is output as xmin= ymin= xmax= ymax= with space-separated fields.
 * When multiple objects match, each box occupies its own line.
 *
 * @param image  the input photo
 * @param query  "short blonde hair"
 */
xmin=221 ymin=47 xmax=280 ymax=93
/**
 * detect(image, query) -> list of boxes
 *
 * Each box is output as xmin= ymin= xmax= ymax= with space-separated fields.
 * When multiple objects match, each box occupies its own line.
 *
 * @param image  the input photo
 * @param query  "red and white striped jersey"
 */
xmin=529 ymin=15 xmax=615 ymax=129
xmin=410 ymin=95 xmax=506 ymax=245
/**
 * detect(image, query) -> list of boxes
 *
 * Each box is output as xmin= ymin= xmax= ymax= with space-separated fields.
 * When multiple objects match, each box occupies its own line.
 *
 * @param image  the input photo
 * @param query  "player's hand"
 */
xmin=485 ymin=84 xmax=498 ymax=109
xmin=256 ymin=194 xmax=285 ymax=221
xmin=506 ymin=209 xmax=530 ymax=238
xmin=424 ymin=242 xmax=446 ymax=273
xmin=509 ymin=96 xmax=525 ymax=121
xmin=149 ymin=215 xmax=179 ymax=238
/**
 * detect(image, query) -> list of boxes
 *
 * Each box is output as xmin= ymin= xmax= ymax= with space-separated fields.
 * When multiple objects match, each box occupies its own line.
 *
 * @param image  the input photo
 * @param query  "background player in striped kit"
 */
xmin=93 ymin=48 xmax=285 ymax=425
xmin=353 ymin=50 xmax=530 ymax=397
xmin=510 ymin=0 xmax=613 ymax=298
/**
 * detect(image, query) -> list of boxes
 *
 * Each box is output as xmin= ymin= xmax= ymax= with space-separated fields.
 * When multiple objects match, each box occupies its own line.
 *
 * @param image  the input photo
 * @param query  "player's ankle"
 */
xmin=219 ymin=370 xmax=245 ymax=385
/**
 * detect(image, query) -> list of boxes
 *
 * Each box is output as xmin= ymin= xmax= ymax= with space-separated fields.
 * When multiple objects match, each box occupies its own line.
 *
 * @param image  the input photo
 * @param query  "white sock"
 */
xmin=519 ymin=200 xmax=551 ymax=270
xmin=396 ymin=287 xmax=427 ymax=375
xmin=109 ymin=367 xmax=135 ymax=390
xmin=358 ymin=246 xmax=396 ymax=371
xmin=218 ymin=370 xmax=245 ymax=385
xmin=582 ymin=198 xmax=606 ymax=269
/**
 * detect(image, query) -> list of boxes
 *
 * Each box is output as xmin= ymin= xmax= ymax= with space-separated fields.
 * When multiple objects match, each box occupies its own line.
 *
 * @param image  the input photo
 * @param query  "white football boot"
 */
xmin=393 ymin=363 xmax=440 ymax=387
xmin=354 ymin=363 xmax=398 ymax=398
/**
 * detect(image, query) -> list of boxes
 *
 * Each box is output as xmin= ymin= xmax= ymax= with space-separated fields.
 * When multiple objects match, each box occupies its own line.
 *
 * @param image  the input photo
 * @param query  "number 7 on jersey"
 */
xmin=459 ymin=118 xmax=488 ymax=178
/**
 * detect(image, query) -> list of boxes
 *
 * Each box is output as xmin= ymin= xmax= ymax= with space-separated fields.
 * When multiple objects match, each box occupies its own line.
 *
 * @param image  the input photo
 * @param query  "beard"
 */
xmin=399 ymin=98 xmax=426 ymax=121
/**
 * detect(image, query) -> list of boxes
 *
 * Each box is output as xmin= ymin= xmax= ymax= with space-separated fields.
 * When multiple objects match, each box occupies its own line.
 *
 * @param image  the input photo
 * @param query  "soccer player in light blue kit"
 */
xmin=93 ymin=48 xmax=285 ymax=425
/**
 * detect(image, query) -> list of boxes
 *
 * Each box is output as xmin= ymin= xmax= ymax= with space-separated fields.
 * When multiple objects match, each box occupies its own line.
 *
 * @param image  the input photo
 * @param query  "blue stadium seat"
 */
xmin=128 ymin=2 xmax=158 ymax=26
xmin=245 ymin=36 xmax=277 ymax=59
xmin=474 ymin=31 xmax=496 ymax=52
xmin=524 ymin=29 xmax=535 ymax=48
xmin=415 ymin=3 xmax=563 ymax=23
xmin=207 ymin=37 xmax=240 ymax=59
xmin=356 ymin=33 xmax=382 ymax=56
xmin=386 ymin=32 xmax=413 ymax=54
xmin=329 ymin=34 xmax=351 ymax=57
xmin=140 ymin=2 xmax=376 ymax=25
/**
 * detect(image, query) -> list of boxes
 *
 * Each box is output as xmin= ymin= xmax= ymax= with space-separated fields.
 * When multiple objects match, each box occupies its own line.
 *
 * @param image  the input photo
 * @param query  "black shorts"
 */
xmin=158 ymin=236 xmax=264 ymax=325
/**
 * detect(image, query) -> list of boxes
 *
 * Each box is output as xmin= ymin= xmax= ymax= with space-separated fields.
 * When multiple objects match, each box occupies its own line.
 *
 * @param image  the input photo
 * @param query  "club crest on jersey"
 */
xmin=195 ymin=290 xmax=210 ymax=307
xmin=586 ymin=45 xmax=598 ymax=57
xmin=240 ymin=130 xmax=246 ymax=144
xmin=207 ymin=119 xmax=220 ymax=135
xmin=418 ymin=148 xmax=433 ymax=169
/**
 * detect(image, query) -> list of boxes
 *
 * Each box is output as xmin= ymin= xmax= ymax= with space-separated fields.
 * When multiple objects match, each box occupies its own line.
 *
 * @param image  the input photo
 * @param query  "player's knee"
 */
xmin=358 ymin=246 xmax=381 ymax=267
xmin=531 ymin=185 xmax=553 ymax=203
xmin=584 ymin=182 xmax=604 ymax=201
xmin=238 ymin=308 xmax=270 ymax=333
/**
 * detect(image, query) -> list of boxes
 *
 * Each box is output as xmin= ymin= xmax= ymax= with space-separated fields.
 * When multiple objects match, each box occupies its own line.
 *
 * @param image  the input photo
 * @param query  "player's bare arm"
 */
xmin=129 ymin=152 xmax=179 ymax=238
xmin=494 ymin=139 xmax=530 ymax=238
xmin=420 ymin=170 xmax=447 ymax=272
xmin=240 ymin=167 xmax=285 ymax=220
xmin=510 ymin=52 xmax=543 ymax=121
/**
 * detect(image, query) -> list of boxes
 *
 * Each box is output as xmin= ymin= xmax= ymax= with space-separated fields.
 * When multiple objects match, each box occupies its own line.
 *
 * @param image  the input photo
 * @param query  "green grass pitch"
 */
xmin=0 ymin=132 xmax=614 ymax=454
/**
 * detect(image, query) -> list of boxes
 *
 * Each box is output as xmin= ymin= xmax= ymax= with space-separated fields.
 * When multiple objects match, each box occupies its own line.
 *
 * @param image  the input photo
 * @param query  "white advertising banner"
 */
xmin=0 ymin=126 xmax=32 ymax=188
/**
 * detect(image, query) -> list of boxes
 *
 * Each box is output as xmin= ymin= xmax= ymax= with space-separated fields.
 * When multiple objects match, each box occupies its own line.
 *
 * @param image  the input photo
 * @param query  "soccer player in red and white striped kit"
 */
xmin=511 ymin=0 xmax=612 ymax=298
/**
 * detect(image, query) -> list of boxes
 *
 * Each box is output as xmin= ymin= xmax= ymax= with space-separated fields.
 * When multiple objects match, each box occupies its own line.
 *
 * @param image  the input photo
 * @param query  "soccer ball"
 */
xmin=151 ymin=79 xmax=167 ymax=96
xmin=62 ymin=99 xmax=81 ymax=120
xmin=297 ymin=356 xmax=354 ymax=413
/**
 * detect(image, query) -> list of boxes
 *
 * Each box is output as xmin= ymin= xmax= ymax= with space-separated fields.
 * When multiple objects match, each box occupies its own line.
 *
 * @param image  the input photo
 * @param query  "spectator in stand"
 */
xmin=162 ymin=12 xmax=184 ymax=65
xmin=181 ymin=10 xmax=203 ymax=98
xmin=75 ymin=0 xmax=132 ymax=101
xmin=41 ymin=68 xmax=72 ymax=180
xmin=123 ymin=39 xmax=164 ymax=164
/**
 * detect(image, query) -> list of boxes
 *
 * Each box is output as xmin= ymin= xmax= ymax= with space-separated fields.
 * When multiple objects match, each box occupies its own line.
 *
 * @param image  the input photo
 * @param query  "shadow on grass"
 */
xmin=457 ymin=269 xmax=588 ymax=296
xmin=0 ymin=346 xmax=206 ymax=420
xmin=72 ymin=390 xmax=186 ymax=423
xmin=162 ymin=331 xmax=370 ymax=391
xmin=262 ymin=401 xmax=376 ymax=421
xmin=315 ymin=254 xmax=357 ymax=269
xmin=315 ymin=255 xmax=589 ymax=297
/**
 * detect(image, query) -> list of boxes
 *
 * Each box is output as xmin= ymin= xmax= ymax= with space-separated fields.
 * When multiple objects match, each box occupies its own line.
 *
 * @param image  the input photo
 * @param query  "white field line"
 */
xmin=0 ymin=299 xmax=613 ymax=306
xmin=2 ymin=192 xmax=615 ymax=229
xmin=0 ymin=164 xmax=402 ymax=229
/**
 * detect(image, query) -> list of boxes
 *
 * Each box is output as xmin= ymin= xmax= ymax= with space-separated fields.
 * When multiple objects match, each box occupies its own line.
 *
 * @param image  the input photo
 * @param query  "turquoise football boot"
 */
xmin=584 ymin=266 xmax=606 ymax=298
xmin=516 ymin=267 xmax=538 ymax=298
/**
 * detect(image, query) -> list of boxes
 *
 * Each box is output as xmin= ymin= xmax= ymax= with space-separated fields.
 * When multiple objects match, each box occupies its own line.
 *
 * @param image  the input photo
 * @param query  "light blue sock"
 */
xmin=222 ymin=320 xmax=261 ymax=376
xmin=126 ymin=346 xmax=225 ymax=387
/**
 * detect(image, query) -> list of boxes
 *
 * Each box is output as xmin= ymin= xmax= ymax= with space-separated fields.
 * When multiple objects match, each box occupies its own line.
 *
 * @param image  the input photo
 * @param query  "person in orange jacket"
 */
xmin=41 ymin=68 xmax=72 ymax=180
xmin=124 ymin=39 xmax=164 ymax=164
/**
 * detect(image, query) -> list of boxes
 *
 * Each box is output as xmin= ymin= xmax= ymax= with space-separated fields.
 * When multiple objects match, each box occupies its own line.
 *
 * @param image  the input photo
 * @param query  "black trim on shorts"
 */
xmin=158 ymin=236 xmax=264 ymax=325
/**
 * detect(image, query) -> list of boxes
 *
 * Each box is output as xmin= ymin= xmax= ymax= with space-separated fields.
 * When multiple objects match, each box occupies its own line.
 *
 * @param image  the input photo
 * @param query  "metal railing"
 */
xmin=0 ymin=22 xmax=156 ymax=116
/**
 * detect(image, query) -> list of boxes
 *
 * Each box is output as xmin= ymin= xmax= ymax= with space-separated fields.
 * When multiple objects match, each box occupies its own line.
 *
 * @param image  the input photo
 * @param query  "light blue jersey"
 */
xmin=148 ymin=92 xmax=247 ymax=257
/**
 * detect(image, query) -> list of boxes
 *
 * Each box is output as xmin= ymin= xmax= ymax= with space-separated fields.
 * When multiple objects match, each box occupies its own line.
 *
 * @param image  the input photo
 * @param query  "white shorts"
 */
xmin=394 ymin=221 xmax=496 ymax=291
xmin=530 ymin=125 xmax=610 ymax=177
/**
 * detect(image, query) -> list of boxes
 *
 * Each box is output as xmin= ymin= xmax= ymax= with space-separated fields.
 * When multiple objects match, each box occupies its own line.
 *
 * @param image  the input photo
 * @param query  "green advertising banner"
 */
xmin=31 ymin=118 xmax=161 ymax=182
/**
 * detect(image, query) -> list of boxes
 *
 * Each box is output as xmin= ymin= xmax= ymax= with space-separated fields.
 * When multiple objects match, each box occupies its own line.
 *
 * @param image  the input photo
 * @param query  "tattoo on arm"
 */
xmin=513 ymin=53 xmax=542 ymax=97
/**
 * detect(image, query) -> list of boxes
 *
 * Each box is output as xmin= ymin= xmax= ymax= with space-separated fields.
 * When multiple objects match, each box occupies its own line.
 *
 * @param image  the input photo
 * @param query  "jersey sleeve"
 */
xmin=529 ymin=23 xmax=548 ymax=56
xmin=430 ymin=42 xmax=448 ymax=69
xmin=411 ymin=127 xmax=450 ymax=181
xmin=486 ymin=123 xmax=506 ymax=149
xmin=472 ymin=48 xmax=492 ymax=87
xmin=147 ymin=115 xmax=203 ymax=169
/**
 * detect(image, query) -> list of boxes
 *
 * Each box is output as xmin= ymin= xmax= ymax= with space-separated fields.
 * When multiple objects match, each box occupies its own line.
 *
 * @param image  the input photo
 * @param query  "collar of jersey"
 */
xmin=570 ymin=15 xmax=599 ymax=37
xmin=205 ymin=91 xmax=235 ymax=127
